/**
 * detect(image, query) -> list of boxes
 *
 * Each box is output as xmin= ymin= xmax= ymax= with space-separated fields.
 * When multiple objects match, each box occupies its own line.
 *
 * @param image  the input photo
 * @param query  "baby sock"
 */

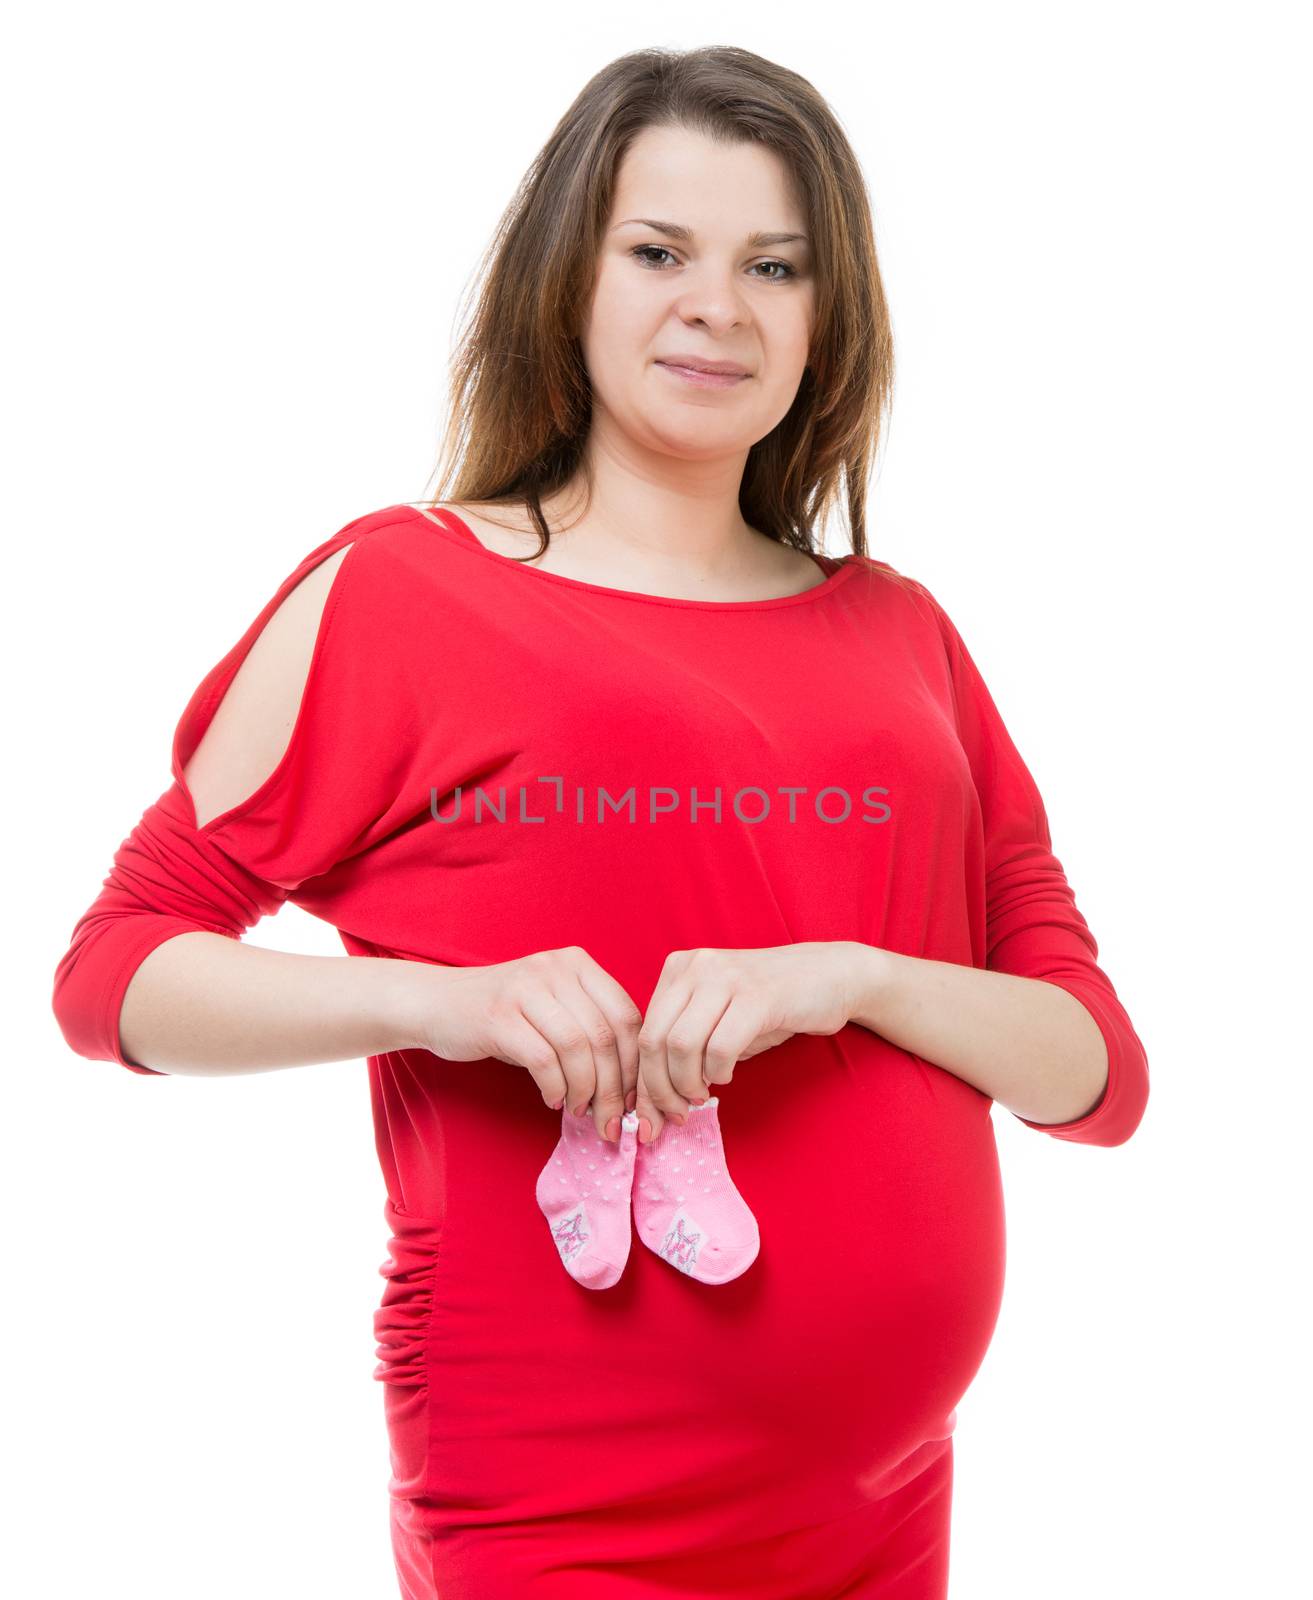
xmin=535 ymin=1107 xmax=641 ymax=1289
xmin=632 ymin=1098 xmax=760 ymax=1284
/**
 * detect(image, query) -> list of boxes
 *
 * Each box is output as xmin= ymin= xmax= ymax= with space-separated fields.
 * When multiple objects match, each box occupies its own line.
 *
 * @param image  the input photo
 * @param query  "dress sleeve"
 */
xmin=917 ymin=581 xmax=1150 ymax=1147
xmin=50 ymin=783 xmax=292 ymax=1074
xmin=51 ymin=511 xmax=418 ymax=1074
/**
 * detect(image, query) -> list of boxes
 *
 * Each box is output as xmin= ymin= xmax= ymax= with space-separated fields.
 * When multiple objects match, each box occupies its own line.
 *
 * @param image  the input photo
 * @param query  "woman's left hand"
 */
xmin=631 ymin=941 xmax=868 ymax=1143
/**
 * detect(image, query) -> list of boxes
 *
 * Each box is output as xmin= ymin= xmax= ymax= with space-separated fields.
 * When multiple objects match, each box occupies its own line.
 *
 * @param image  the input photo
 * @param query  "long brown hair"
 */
xmin=422 ymin=44 xmax=895 ymax=565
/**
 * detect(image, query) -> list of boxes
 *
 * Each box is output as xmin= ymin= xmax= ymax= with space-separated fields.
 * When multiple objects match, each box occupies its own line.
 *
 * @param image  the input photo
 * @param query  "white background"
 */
xmin=7 ymin=2 xmax=1310 ymax=1595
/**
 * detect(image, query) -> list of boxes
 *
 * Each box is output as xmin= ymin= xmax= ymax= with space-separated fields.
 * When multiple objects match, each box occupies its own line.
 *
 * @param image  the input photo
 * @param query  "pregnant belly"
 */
xmin=372 ymin=1027 xmax=1006 ymax=1552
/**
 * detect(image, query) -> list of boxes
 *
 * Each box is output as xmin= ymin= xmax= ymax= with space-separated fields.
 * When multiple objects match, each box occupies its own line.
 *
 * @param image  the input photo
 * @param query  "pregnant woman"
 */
xmin=52 ymin=45 xmax=1149 ymax=1599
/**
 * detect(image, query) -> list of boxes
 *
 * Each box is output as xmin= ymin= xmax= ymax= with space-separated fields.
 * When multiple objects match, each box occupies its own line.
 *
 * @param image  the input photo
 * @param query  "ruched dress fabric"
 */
xmin=52 ymin=503 xmax=1149 ymax=1598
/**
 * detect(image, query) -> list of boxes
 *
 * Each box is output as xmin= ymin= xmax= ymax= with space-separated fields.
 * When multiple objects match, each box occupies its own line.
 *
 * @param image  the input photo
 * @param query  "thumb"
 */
xmin=634 ymin=1082 xmax=664 ymax=1146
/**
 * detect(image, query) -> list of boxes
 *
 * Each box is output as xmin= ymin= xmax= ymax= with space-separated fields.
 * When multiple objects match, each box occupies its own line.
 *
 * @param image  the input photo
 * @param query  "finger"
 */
xmin=518 ymin=984 xmax=602 ymax=1120
xmin=572 ymin=965 xmax=644 ymax=1135
xmin=634 ymin=1072 xmax=663 ymax=1147
xmin=700 ymin=993 xmax=760 ymax=1085
xmin=492 ymin=1008 xmax=571 ymax=1109
xmin=664 ymin=984 xmax=735 ymax=1103
xmin=560 ymin=974 xmax=628 ymax=1142
xmin=636 ymin=987 xmax=694 ymax=1141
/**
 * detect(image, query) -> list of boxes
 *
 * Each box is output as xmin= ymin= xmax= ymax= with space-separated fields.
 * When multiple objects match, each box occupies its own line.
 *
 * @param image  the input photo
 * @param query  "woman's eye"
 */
xmin=753 ymin=260 xmax=797 ymax=282
xmin=629 ymin=245 xmax=797 ymax=281
xmin=631 ymin=245 xmax=678 ymax=269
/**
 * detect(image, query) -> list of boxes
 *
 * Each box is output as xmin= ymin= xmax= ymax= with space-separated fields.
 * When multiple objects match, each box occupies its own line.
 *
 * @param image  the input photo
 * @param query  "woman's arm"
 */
xmin=52 ymin=538 xmax=434 ymax=1077
xmin=881 ymin=579 xmax=1151 ymax=1148
xmin=52 ymin=532 xmax=638 ymax=1134
xmin=842 ymin=944 xmax=1109 ymax=1127
xmin=117 ymin=932 xmax=428 ymax=1076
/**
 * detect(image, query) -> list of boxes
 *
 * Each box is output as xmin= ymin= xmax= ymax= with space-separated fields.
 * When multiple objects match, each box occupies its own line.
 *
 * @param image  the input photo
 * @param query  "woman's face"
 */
xmin=581 ymin=124 xmax=817 ymax=464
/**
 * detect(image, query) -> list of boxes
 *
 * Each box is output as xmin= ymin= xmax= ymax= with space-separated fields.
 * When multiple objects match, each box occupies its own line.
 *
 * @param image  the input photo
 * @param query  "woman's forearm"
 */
xmin=118 ymin=931 xmax=427 ymax=1076
xmin=841 ymin=943 xmax=1109 ymax=1125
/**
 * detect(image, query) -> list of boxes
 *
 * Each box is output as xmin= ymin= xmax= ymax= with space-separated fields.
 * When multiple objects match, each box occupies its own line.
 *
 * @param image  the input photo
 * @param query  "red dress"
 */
xmin=52 ymin=503 xmax=1149 ymax=1597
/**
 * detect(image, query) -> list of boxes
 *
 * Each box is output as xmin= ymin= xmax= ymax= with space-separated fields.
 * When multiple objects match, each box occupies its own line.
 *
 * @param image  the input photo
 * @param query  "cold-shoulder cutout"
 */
xmin=51 ymin=504 xmax=428 ymax=1074
xmin=181 ymin=542 xmax=356 ymax=832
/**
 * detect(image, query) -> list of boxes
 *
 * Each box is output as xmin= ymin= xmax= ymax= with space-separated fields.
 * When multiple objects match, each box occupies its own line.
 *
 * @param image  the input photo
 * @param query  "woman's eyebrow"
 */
xmin=611 ymin=218 xmax=809 ymax=248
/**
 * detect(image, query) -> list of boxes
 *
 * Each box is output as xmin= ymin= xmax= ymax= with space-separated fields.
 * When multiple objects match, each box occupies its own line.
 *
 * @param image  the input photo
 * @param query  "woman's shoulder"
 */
xmin=845 ymin=551 xmax=944 ymax=618
xmin=423 ymin=499 xmax=542 ymax=557
xmin=176 ymin=505 xmax=438 ymax=832
xmin=850 ymin=550 xmax=928 ymax=592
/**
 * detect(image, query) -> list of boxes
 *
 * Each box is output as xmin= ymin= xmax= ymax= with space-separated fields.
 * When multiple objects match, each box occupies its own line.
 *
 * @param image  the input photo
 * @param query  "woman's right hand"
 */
xmin=395 ymin=947 xmax=644 ymax=1144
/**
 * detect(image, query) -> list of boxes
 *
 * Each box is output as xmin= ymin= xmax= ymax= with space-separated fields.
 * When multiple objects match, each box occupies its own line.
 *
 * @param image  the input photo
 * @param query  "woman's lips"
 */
xmin=655 ymin=361 xmax=749 ymax=390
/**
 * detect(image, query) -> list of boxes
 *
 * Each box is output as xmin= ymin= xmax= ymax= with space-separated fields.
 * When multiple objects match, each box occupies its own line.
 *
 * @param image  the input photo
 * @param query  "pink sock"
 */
xmin=632 ymin=1098 xmax=760 ymax=1284
xmin=535 ymin=1107 xmax=641 ymax=1289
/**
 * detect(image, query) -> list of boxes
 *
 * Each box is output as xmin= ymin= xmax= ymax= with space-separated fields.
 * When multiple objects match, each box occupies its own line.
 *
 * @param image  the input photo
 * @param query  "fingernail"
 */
xmin=551 ymin=1098 xmax=565 ymax=1110
xmin=573 ymin=1103 xmax=588 ymax=1117
xmin=605 ymin=1116 xmax=620 ymax=1141
xmin=625 ymin=1089 xmax=637 ymax=1112
xmin=639 ymin=1117 xmax=652 ymax=1144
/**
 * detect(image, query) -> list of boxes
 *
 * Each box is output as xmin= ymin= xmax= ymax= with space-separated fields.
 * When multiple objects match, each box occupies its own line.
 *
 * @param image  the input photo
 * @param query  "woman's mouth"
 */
xmin=655 ymin=361 xmax=749 ymax=390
